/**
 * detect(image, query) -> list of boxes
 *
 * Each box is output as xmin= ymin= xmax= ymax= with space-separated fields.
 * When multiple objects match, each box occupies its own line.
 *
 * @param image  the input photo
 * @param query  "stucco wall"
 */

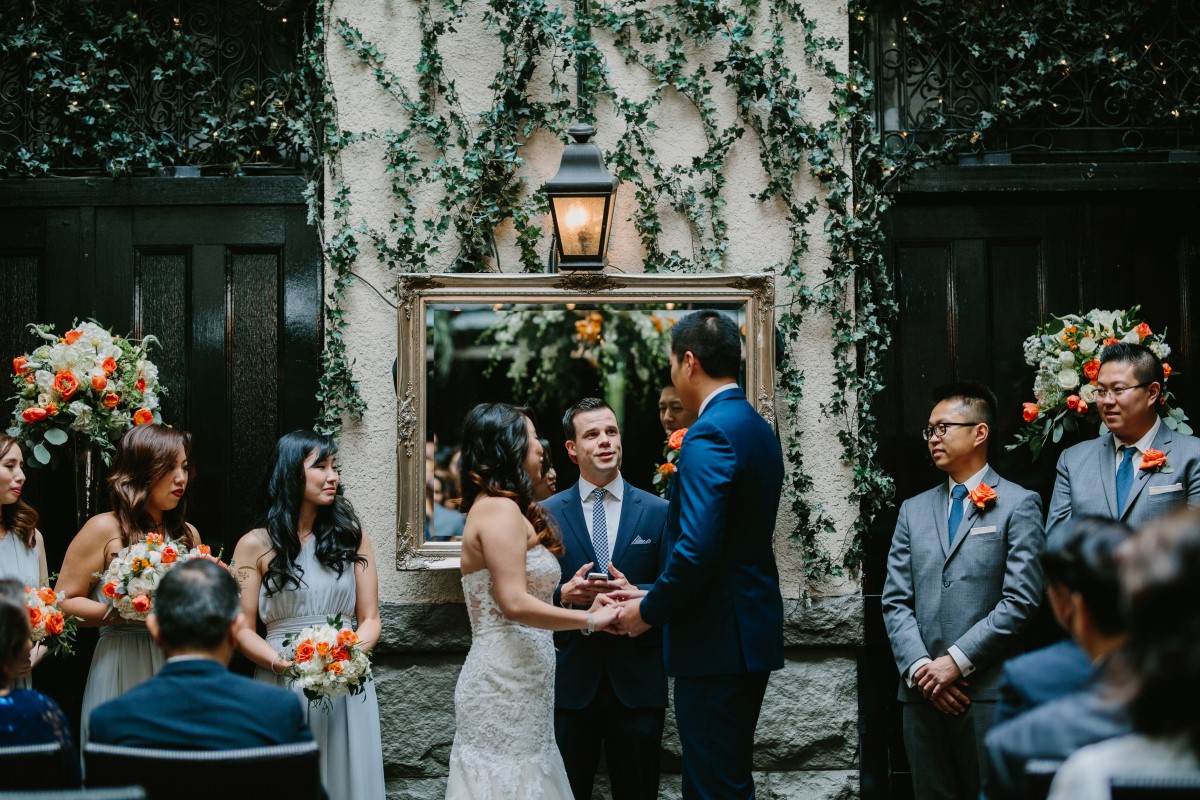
xmin=324 ymin=0 xmax=861 ymax=795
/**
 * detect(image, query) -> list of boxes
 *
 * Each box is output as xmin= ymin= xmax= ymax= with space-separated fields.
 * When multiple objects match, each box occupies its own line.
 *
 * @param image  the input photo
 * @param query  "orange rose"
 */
xmin=1066 ymin=395 xmax=1081 ymax=411
xmin=21 ymin=407 xmax=48 ymax=423
xmin=656 ymin=462 xmax=676 ymax=476
xmin=337 ymin=629 xmax=359 ymax=647
xmin=28 ymin=607 xmax=42 ymax=627
xmin=52 ymin=370 xmax=78 ymax=400
xmin=102 ymin=581 xmax=119 ymax=598
xmin=24 ymin=373 xmax=35 ymax=384
xmin=668 ymin=427 xmax=687 ymax=451
xmin=91 ymin=374 xmax=108 ymax=391
xmin=132 ymin=594 xmax=151 ymax=613
xmin=46 ymin=612 xmax=65 ymax=636
xmin=295 ymin=641 xmax=316 ymax=663
xmin=136 ymin=376 xmax=146 ymax=392
xmin=1022 ymin=403 xmax=1040 ymax=423
xmin=968 ymin=483 xmax=998 ymax=510
xmin=160 ymin=546 xmax=178 ymax=564
xmin=63 ymin=330 xmax=83 ymax=345
xmin=45 ymin=403 xmax=57 ymax=416
xmin=1105 ymin=337 xmax=1120 ymax=346
xmin=1140 ymin=448 xmax=1167 ymax=471
xmin=1077 ymin=400 xmax=1088 ymax=415
xmin=12 ymin=356 xmax=27 ymax=375
xmin=325 ymin=661 xmax=344 ymax=675
xmin=1164 ymin=363 xmax=1173 ymax=379
xmin=1135 ymin=322 xmax=1152 ymax=339
xmin=1082 ymin=359 xmax=1100 ymax=381
xmin=102 ymin=356 xmax=117 ymax=374
xmin=103 ymin=392 xmax=120 ymax=408
xmin=316 ymin=641 xmax=331 ymax=657
xmin=37 ymin=587 xmax=56 ymax=606
xmin=332 ymin=646 xmax=350 ymax=662
xmin=146 ymin=533 xmax=163 ymax=545
xmin=198 ymin=544 xmax=211 ymax=556
xmin=133 ymin=408 xmax=153 ymax=425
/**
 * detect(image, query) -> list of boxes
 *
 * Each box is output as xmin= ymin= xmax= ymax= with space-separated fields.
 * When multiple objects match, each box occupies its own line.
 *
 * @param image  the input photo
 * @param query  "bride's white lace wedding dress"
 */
xmin=445 ymin=544 xmax=574 ymax=800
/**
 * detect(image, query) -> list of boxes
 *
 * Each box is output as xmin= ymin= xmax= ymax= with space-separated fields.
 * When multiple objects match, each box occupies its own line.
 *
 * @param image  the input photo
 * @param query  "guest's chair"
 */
xmin=1023 ymin=759 xmax=1064 ymax=800
xmin=0 ymin=741 xmax=80 ymax=790
xmin=0 ymin=789 xmax=146 ymax=800
xmin=84 ymin=740 xmax=323 ymax=800
xmin=1112 ymin=774 xmax=1200 ymax=799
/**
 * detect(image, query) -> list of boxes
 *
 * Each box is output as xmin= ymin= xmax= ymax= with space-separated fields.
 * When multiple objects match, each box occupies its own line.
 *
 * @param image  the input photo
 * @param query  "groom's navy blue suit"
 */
xmin=639 ymin=386 xmax=785 ymax=799
xmin=547 ymin=477 xmax=669 ymax=799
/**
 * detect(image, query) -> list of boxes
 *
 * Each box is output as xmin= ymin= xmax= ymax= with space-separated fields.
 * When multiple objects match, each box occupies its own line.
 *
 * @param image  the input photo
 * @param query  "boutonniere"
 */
xmin=968 ymin=483 xmax=998 ymax=510
xmin=1140 ymin=448 xmax=1174 ymax=473
xmin=652 ymin=427 xmax=689 ymax=497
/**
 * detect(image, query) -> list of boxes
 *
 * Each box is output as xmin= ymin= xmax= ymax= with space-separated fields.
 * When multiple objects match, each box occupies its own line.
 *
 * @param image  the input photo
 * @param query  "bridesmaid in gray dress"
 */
xmin=56 ymin=425 xmax=199 ymax=744
xmin=0 ymin=434 xmax=49 ymax=689
xmin=234 ymin=430 xmax=385 ymax=800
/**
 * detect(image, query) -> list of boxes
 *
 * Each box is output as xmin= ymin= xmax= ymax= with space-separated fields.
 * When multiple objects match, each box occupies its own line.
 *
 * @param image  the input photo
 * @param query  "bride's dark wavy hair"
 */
xmin=253 ymin=430 xmax=366 ymax=595
xmin=460 ymin=403 xmax=561 ymax=555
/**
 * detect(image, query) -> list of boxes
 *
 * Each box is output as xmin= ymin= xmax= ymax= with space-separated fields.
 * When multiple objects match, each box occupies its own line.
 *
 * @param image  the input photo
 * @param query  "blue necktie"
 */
xmin=591 ymin=488 xmax=610 ymax=572
xmin=948 ymin=484 xmax=968 ymax=547
xmin=1116 ymin=446 xmax=1137 ymax=513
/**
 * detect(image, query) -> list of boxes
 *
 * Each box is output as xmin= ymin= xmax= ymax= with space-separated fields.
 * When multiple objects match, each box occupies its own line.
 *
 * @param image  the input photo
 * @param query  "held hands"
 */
xmin=914 ymin=655 xmax=970 ymax=715
xmin=559 ymin=563 xmax=632 ymax=606
xmin=596 ymin=589 xmax=652 ymax=638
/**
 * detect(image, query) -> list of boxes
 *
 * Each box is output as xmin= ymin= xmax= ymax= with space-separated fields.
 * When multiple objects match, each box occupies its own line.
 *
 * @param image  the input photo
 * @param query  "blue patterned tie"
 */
xmin=591 ymin=488 xmax=610 ymax=572
xmin=1116 ymin=446 xmax=1137 ymax=513
xmin=948 ymin=484 xmax=968 ymax=547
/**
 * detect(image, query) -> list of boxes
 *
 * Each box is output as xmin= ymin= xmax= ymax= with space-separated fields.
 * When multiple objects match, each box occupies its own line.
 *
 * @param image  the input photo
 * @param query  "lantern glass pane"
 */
xmin=552 ymin=195 xmax=608 ymax=257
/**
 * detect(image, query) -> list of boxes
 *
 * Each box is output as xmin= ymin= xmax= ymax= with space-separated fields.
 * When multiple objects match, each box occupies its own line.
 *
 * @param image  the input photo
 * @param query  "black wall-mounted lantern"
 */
xmin=543 ymin=122 xmax=618 ymax=271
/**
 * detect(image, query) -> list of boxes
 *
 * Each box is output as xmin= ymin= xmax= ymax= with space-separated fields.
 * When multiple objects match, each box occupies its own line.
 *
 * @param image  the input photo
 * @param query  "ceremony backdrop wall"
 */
xmin=320 ymin=0 xmax=863 ymax=797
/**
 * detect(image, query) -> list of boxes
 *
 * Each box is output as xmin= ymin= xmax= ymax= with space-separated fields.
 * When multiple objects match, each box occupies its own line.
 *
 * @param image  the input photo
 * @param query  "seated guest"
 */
xmin=89 ymin=559 xmax=312 ymax=749
xmin=992 ymin=638 xmax=1092 ymax=727
xmin=1049 ymin=509 xmax=1200 ymax=799
xmin=983 ymin=518 xmax=1133 ymax=799
xmin=0 ymin=579 xmax=79 ymax=784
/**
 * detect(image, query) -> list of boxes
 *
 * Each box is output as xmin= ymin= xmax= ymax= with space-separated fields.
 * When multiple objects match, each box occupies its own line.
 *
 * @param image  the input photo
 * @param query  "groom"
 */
xmin=611 ymin=310 xmax=785 ymax=799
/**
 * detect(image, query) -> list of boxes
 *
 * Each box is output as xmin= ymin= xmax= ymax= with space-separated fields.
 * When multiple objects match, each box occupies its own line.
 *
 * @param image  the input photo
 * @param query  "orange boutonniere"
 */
xmin=968 ymin=483 xmax=998 ymax=510
xmin=1140 ymin=448 xmax=1172 ymax=473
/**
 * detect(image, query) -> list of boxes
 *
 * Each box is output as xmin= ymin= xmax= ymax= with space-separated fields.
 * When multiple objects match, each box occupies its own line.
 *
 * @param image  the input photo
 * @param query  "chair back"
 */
xmin=0 ymin=740 xmax=79 ymax=790
xmin=1112 ymin=773 xmax=1200 ymax=799
xmin=1023 ymin=758 xmax=1064 ymax=800
xmin=0 ymin=789 xmax=146 ymax=800
xmin=84 ymin=740 xmax=322 ymax=800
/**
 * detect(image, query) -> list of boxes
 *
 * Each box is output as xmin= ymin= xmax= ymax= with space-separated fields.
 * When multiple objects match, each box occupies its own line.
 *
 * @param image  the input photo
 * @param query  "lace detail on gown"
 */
xmin=445 ymin=544 xmax=572 ymax=800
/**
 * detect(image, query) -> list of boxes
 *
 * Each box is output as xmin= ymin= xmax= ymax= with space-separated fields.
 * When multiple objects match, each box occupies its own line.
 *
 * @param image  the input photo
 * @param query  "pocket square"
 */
xmin=968 ymin=526 xmax=998 ymax=535
xmin=1149 ymin=483 xmax=1184 ymax=496
xmin=630 ymin=535 xmax=653 ymax=545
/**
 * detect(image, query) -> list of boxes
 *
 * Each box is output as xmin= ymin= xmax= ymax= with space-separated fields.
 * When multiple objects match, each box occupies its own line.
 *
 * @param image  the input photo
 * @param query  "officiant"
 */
xmin=546 ymin=397 xmax=670 ymax=800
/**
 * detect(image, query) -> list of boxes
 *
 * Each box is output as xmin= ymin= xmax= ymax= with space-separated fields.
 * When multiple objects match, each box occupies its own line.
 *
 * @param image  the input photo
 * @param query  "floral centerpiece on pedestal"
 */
xmin=7 ymin=320 xmax=165 ymax=466
xmin=1008 ymin=306 xmax=1190 ymax=460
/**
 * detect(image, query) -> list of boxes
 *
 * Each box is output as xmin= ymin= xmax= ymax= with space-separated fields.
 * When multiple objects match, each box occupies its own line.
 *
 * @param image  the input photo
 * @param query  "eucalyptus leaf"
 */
xmin=43 ymin=428 xmax=68 ymax=446
xmin=33 ymin=443 xmax=50 ymax=464
xmin=1052 ymin=424 xmax=1064 ymax=444
xmin=1163 ymin=416 xmax=1180 ymax=431
xmin=1179 ymin=422 xmax=1194 ymax=436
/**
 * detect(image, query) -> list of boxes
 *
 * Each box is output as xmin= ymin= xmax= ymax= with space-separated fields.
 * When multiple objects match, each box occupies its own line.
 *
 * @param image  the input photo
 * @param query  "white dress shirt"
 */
xmin=698 ymin=382 xmax=738 ymax=416
xmin=577 ymin=474 xmax=624 ymax=559
xmin=1114 ymin=416 xmax=1161 ymax=474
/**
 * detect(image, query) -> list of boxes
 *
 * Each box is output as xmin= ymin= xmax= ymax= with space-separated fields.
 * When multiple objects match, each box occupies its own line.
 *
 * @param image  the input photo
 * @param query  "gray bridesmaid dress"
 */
xmin=0 ymin=531 xmax=41 ymax=690
xmin=255 ymin=538 xmax=385 ymax=800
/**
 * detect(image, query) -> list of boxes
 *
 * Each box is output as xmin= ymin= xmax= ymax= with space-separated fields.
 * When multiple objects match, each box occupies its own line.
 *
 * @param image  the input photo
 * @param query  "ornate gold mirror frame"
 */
xmin=395 ymin=272 xmax=776 ymax=568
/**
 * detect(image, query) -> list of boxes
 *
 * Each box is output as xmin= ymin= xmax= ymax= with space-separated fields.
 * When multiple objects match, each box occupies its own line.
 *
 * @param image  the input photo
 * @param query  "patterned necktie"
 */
xmin=591 ymin=488 xmax=610 ymax=572
xmin=948 ymin=484 xmax=968 ymax=547
xmin=1116 ymin=446 xmax=1137 ymax=512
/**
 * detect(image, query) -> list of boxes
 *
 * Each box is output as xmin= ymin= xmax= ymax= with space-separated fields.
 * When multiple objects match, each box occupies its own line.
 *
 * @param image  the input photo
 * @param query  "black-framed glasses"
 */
xmin=1094 ymin=382 xmax=1150 ymax=400
xmin=921 ymin=422 xmax=981 ymax=441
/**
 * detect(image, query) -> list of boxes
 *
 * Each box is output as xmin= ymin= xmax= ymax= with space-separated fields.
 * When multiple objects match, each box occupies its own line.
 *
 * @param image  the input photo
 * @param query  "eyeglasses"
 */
xmin=921 ymin=422 xmax=981 ymax=441
xmin=1094 ymin=383 xmax=1150 ymax=400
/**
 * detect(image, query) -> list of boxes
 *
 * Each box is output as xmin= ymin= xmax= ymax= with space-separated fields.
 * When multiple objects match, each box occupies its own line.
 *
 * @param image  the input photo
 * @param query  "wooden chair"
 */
xmin=0 ymin=740 xmax=80 ymax=790
xmin=84 ymin=740 xmax=323 ymax=800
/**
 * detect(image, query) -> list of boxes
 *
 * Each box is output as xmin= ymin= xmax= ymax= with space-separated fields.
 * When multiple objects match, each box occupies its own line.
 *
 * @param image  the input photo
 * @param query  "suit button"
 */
xmin=943 ymin=581 xmax=951 ymax=588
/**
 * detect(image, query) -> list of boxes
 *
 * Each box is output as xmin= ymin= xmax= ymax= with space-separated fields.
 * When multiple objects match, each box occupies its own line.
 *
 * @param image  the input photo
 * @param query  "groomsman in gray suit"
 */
xmin=1046 ymin=342 xmax=1200 ymax=545
xmin=883 ymin=383 xmax=1045 ymax=800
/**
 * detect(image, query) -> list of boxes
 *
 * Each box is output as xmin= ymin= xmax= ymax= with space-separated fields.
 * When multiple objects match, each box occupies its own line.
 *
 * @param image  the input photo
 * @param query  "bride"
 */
xmin=446 ymin=403 xmax=622 ymax=800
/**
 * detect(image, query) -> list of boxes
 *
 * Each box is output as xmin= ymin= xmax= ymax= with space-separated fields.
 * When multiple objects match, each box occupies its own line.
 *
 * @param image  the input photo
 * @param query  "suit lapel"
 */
xmin=609 ymin=479 xmax=642 ymax=568
xmin=1123 ymin=424 xmax=1174 ymax=518
xmin=558 ymin=488 xmax=596 ymax=563
xmin=1096 ymin=433 xmax=1119 ymax=518
xmin=945 ymin=468 xmax=995 ymax=563
xmin=932 ymin=484 xmax=950 ymax=559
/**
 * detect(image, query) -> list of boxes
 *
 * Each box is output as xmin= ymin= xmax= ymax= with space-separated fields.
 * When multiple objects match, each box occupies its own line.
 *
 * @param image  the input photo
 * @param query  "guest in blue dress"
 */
xmin=233 ymin=430 xmax=385 ymax=800
xmin=0 ymin=435 xmax=49 ymax=688
xmin=55 ymin=424 xmax=201 ymax=745
xmin=0 ymin=579 xmax=79 ymax=786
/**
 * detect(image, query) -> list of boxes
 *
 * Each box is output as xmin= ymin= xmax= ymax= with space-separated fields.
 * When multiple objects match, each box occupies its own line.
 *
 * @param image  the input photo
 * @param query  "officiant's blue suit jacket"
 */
xmin=89 ymin=658 xmax=312 ymax=749
xmin=639 ymin=387 xmax=785 ymax=677
xmin=547 ymin=478 xmax=670 ymax=709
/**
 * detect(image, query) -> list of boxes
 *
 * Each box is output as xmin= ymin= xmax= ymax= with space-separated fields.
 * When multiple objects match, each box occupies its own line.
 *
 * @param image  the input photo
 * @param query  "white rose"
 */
xmin=1059 ymin=351 xmax=1075 ymax=367
xmin=1122 ymin=329 xmax=1141 ymax=343
xmin=127 ymin=578 xmax=149 ymax=597
xmin=1078 ymin=337 xmax=1097 ymax=355
xmin=143 ymin=570 xmax=163 ymax=591
xmin=1080 ymin=384 xmax=1099 ymax=404
xmin=1058 ymin=369 xmax=1080 ymax=390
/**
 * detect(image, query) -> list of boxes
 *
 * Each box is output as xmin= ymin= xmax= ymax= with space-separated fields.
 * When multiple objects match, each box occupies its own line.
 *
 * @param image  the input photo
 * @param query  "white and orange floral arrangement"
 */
xmin=282 ymin=614 xmax=373 ymax=709
xmin=653 ymin=426 xmax=687 ymax=497
xmin=23 ymin=584 xmax=79 ymax=656
xmin=1009 ymin=306 xmax=1190 ymax=460
xmin=98 ymin=533 xmax=227 ymax=621
xmin=8 ymin=320 xmax=165 ymax=466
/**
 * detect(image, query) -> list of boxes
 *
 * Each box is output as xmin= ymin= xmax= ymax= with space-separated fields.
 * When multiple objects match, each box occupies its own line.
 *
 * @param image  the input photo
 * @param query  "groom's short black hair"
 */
xmin=931 ymin=382 xmax=997 ymax=429
xmin=671 ymin=310 xmax=740 ymax=379
xmin=562 ymin=397 xmax=612 ymax=441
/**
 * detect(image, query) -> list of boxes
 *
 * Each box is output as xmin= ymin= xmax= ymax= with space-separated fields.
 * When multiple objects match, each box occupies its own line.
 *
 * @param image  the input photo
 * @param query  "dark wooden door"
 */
xmin=861 ymin=186 xmax=1200 ymax=799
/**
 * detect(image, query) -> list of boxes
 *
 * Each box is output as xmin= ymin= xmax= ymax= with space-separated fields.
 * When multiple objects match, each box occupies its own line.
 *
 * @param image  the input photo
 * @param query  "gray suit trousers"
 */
xmin=903 ymin=699 xmax=996 ymax=800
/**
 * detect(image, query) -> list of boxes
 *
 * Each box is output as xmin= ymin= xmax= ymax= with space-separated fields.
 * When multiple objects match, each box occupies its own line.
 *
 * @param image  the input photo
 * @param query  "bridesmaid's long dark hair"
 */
xmin=0 ymin=435 xmax=38 ymax=549
xmin=255 ymin=430 xmax=365 ymax=595
xmin=460 ymin=403 xmax=561 ymax=556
